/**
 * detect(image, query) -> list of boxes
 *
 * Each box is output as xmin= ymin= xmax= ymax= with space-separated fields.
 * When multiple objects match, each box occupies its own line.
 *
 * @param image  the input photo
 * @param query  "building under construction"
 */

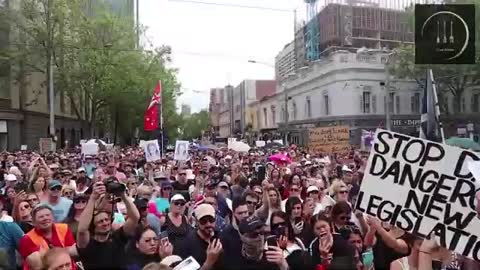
xmin=295 ymin=0 xmax=415 ymax=68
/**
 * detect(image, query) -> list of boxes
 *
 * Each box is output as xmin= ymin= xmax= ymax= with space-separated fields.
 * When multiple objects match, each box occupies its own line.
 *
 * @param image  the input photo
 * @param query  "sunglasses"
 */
xmin=74 ymin=199 xmax=87 ymax=204
xmin=246 ymin=200 xmax=257 ymax=205
xmin=271 ymin=222 xmax=287 ymax=230
xmin=199 ymin=216 xmax=215 ymax=225
xmin=178 ymin=173 xmax=186 ymax=176
xmin=162 ymin=187 xmax=172 ymax=191
xmin=338 ymin=190 xmax=348 ymax=194
xmin=173 ymin=201 xmax=186 ymax=207
xmin=50 ymin=186 xmax=62 ymax=191
xmin=63 ymin=191 xmax=74 ymax=196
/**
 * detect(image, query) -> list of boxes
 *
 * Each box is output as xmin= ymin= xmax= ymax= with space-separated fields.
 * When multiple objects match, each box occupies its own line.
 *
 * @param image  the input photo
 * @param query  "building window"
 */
xmin=271 ymin=106 xmax=276 ymax=125
xmin=256 ymin=109 xmax=261 ymax=128
xmin=472 ymin=94 xmax=479 ymax=113
xmin=324 ymin=95 xmax=330 ymax=115
xmin=411 ymin=93 xmax=420 ymax=113
xmin=263 ymin=108 xmax=268 ymax=127
xmin=462 ymin=97 xmax=466 ymax=112
xmin=306 ymin=96 xmax=312 ymax=118
xmin=292 ymin=101 xmax=297 ymax=120
xmin=372 ymin=94 xmax=377 ymax=113
xmin=281 ymin=106 xmax=285 ymax=122
xmin=361 ymin=92 xmax=371 ymax=113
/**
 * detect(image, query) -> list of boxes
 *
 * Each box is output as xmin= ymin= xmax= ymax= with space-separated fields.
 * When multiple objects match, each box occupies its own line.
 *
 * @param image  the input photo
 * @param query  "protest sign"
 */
xmin=255 ymin=141 xmax=266 ymax=147
xmin=174 ymin=140 xmax=189 ymax=161
xmin=39 ymin=138 xmax=53 ymax=153
xmin=81 ymin=142 xmax=99 ymax=156
xmin=144 ymin=140 xmax=161 ymax=162
xmin=20 ymin=145 xmax=27 ymax=151
xmin=308 ymin=125 xmax=350 ymax=153
xmin=356 ymin=129 xmax=480 ymax=261
xmin=227 ymin=138 xmax=236 ymax=149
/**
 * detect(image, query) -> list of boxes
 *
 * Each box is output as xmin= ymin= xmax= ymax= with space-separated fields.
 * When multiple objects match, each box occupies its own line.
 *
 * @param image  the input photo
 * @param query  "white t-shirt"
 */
xmin=0 ymin=214 xmax=13 ymax=222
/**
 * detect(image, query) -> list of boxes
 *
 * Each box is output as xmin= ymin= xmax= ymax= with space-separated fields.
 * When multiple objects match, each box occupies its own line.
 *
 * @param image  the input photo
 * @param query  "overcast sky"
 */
xmin=139 ymin=0 xmax=305 ymax=113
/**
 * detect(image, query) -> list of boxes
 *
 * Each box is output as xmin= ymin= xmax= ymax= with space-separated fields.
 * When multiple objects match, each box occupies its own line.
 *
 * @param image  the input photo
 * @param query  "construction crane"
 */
xmin=305 ymin=0 xmax=319 ymax=61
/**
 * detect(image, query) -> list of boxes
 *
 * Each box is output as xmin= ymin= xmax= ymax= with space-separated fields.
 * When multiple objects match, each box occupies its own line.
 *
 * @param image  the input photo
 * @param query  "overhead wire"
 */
xmin=168 ymin=0 xmax=293 ymax=12
xmin=5 ymin=42 xmax=262 ymax=61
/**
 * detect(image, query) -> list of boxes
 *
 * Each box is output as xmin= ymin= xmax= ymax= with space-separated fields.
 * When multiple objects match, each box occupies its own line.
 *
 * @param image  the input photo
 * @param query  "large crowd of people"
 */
xmin=0 ymin=144 xmax=479 ymax=270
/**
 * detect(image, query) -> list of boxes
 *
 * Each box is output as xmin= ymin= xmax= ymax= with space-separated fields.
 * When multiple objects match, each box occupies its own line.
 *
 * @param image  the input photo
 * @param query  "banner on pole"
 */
xmin=356 ymin=129 xmax=480 ymax=261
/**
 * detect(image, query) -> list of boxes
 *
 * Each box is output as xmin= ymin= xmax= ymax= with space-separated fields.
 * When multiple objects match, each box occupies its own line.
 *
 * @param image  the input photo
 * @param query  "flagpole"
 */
xmin=158 ymin=80 xmax=164 ymax=157
xmin=429 ymin=69 xmax=445 ymax=143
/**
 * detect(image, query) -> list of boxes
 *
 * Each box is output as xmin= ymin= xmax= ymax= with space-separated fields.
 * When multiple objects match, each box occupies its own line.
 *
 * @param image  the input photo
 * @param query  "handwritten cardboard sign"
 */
xmin=308 ymin=125 xmax=350 ymax=153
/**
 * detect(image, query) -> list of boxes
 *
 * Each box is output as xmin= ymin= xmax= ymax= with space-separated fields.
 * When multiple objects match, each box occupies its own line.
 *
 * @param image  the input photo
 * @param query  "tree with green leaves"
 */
xmin=178 ymin=110 xmax=209 ymax=141
xmin=390 ymin=0 xmax=480 ymax=114
xmin=0 ymin=0 xmax=182 ymax=143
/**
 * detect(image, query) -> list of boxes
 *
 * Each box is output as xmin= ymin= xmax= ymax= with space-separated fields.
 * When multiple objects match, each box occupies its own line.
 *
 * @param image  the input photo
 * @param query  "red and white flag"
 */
xmin=143 ymin=81 xmax=162 ymax=131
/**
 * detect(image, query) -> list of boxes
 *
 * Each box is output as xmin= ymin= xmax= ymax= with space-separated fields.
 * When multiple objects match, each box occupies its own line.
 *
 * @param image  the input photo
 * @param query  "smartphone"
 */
xmin=362 ymin=250 xmax=374 ymax=270
xmin=294 ymin=217 xmax=302 ymax=224
xmin=266 ymin=235 xmax=278 ymax=247
xmin=14 ymin=182 xmax=28 ymax=193
xmin=160 ymin=231 xmax=169 ymax=245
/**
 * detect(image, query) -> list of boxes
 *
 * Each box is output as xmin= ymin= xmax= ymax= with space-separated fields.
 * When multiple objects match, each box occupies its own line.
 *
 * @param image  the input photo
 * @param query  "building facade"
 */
xmin=294 ymin=2 xmax=414 ymax=68
xmin=0 ymin=0 xmax=134 ymax=151
xmin=232 ymin=80 xmax=276 ymax=135
xmin=218 ymin=85 xmax=233 ymax=138
xmin=268 ymin=50 xmax=421 ymax=146
xmin=275 ymin=41 xmax=296 ymax=82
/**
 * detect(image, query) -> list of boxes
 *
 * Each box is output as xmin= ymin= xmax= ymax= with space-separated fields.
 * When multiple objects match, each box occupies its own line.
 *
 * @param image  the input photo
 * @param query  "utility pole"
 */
xmin=47 ymin=0 xmax=56 ymax=151
xmin=136 ymin=0 xmax=140 ymax=48
xmin=384 ymin=51 xmax=396 ymax=131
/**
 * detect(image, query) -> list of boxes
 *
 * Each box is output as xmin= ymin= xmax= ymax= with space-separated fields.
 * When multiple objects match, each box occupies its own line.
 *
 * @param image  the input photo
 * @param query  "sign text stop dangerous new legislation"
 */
xmin=356 ymin=129 xmax=480 ymax=261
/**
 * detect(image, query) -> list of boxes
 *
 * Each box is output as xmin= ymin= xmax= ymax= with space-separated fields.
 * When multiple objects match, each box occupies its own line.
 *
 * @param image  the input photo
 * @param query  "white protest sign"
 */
xmin=227 ymin=138 xmax=236 ymax=149
xmin=255 ymin=141 xmax=266 ymax=147
xmin=81 ymin=142 xmax=99 ymax=156
xmin=139 ymin=140 xmax=147 ymax=148
xmin=144 ymin=140 xmax=161 ymax=162
xmin=174 ymin=140 xmax=189 ymax=161
xmin=20 ymin=145 xmax=27 ymax=151
xmin=356 ymin=129 xmax=480 ymax=261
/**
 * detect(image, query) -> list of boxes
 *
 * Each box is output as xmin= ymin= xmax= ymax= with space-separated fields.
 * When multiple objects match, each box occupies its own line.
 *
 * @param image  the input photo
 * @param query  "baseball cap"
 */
xmin=49 ymin=164 xmax=59 ymax=169
xmin=160 ymin=255 xmax=183 ymax=268
xmin=77 ymin=167 xmax=86 ymax=173
xmin=217 ymin=181 xmax=229 ymax=189
xmin=160 ymin=181 xmax=172 ymax=188
xmin=134 ymin=198 xmax=149 ymax=210
xmin=47 ymin=180 xmax=62 ymax=190
xmin=342 ymin=165 xmax=353 ymax=173
xmin=170 ymin=194 xmax=186 ymax=203
xmin=5 ymin=174 xmax=17 ymax=182
xmin=194 ymin=204 xmax=216 ymax=220
xmin=153 ymin=171 xmax=167 ymax=180
xmin=307 ymin=185 xmax=319 ymax=193
xmin=239 ymin=215 xmax=265 ymax=234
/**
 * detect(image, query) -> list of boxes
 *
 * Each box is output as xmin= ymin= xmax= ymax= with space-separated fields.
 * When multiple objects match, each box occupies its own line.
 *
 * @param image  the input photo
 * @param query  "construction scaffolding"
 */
xmin=295 ymin=0 xmax=444 ymax=65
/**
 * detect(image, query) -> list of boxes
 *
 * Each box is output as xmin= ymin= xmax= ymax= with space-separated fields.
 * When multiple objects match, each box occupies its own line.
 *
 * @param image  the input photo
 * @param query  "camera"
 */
xmin=104 ymin=177 xmax=126 ymax=195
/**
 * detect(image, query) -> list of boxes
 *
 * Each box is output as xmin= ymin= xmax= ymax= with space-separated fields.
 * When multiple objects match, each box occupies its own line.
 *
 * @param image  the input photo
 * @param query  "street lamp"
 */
xmin=247 ymin=59 xmax=275 ymax=68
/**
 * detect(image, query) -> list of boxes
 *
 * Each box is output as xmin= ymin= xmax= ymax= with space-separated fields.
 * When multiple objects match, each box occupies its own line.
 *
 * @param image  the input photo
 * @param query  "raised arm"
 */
xmin=77 ymin=181 xmax=105 ymax=248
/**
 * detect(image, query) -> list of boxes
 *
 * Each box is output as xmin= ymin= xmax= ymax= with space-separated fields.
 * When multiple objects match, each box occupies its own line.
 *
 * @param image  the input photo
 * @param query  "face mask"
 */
xmin=240 ymin=233 xmax=264 ymax=261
